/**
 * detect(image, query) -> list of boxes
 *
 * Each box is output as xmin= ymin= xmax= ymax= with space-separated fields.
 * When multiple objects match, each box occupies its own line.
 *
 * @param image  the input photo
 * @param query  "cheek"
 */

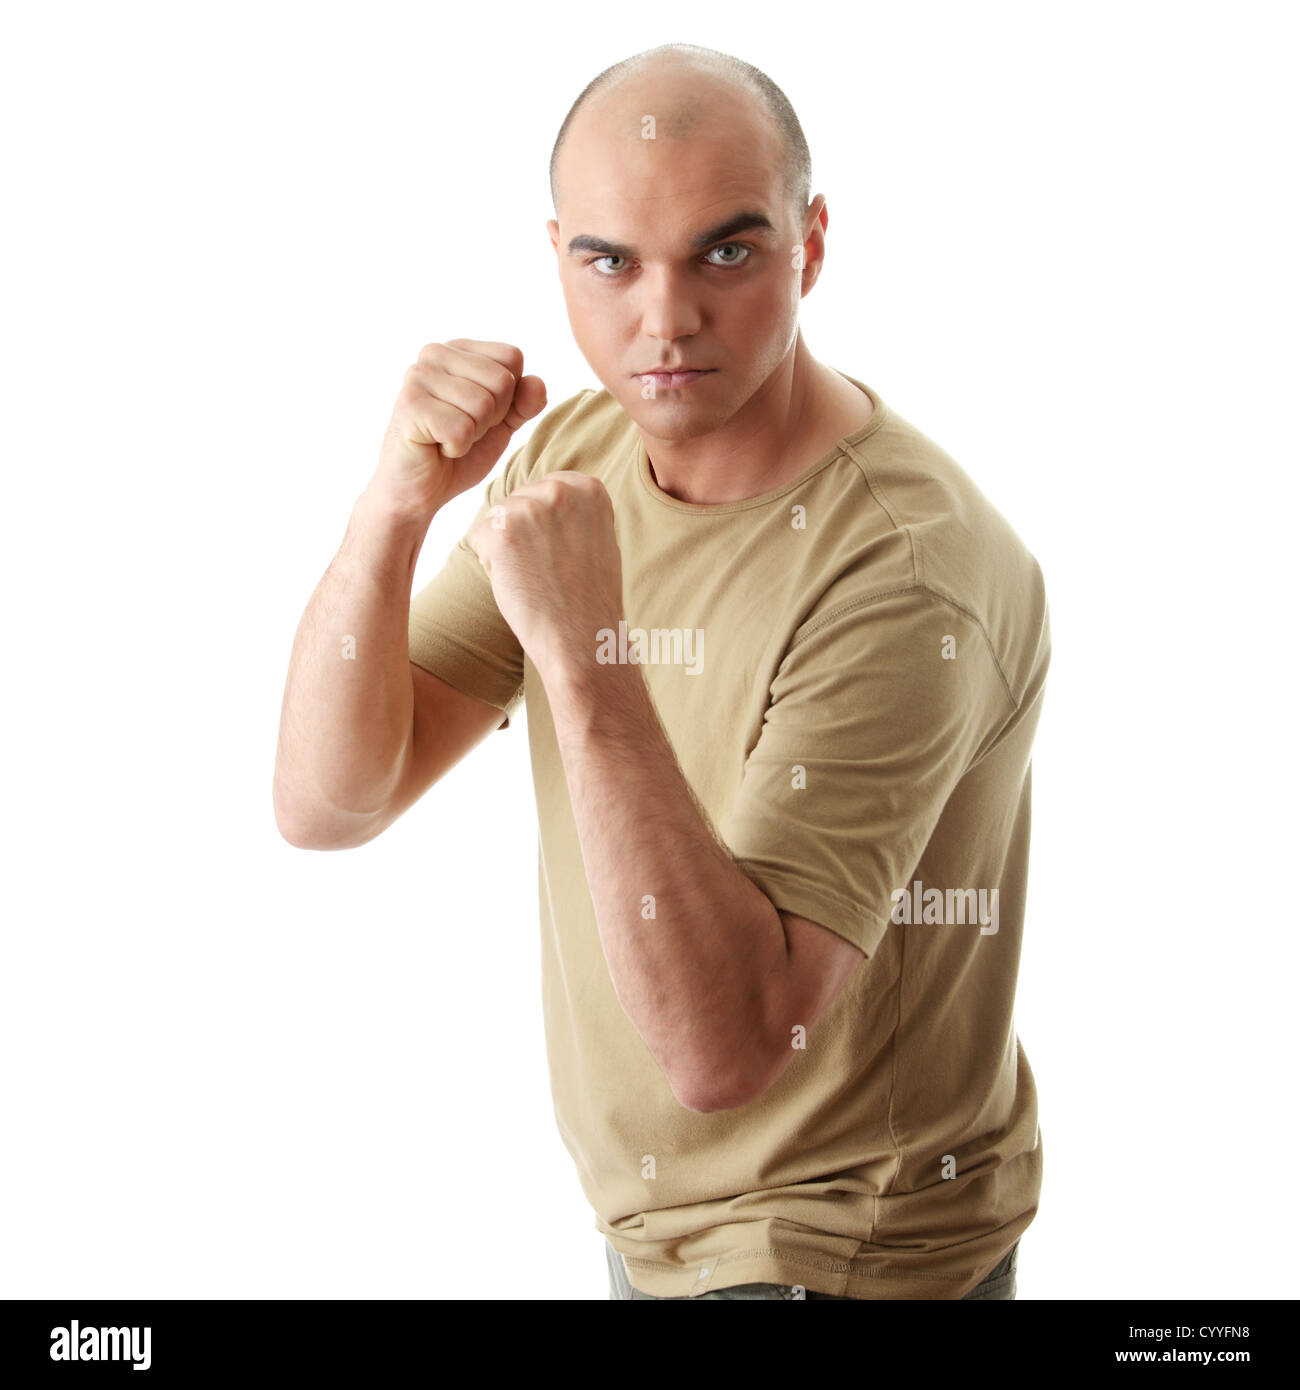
xmin=567 ymin=284 xmax=623 ymax=343
xmin=720 ymin=274 xmax=797 ymax=339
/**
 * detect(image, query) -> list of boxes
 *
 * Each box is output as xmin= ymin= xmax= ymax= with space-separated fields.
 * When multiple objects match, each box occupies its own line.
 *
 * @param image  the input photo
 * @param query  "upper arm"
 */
xmin=757 ymin=911 xmax=864 ymax=1090
xmin=362 ymin=662 xmax=508 ymax=837
xmin=778 ymin=910 xmax=867 ymax=1030
xmin=729 ymin=908 xmax=865 ymax=1109
xmin=719 ymin=591 xmax=1011 ymax=959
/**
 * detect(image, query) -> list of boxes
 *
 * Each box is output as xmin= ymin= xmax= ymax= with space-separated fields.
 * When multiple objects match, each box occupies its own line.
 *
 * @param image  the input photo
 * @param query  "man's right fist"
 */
xmin=371 ymin=339 xmax=547 ymax=522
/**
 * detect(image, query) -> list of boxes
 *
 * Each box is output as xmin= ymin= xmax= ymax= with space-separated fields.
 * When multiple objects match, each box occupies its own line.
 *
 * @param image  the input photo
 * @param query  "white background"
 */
xmin=2 ymin=0 xmax=1296 ymax=1301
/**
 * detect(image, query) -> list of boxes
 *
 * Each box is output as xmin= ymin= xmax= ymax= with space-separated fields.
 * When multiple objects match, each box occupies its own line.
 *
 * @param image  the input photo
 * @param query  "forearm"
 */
xmin=273 ymin=487 xmax=432 ymax=842
xmin=544 ymin=658 xmax=790 ymax=1111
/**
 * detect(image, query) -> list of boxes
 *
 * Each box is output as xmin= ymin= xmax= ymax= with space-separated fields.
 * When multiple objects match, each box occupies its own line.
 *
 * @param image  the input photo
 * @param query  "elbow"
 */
xmin=672 ymin=1083 xmax=749 ymax=1115
xmin=273 ymin=778 xmax=321 ymax=848
xmin=273 ymin=801 xmax=334 ymax=850
xmin=668 ymin=1051 xmax=779 ymax=1115
xmin=275 ymin=813 xmax=329 ymax=850
xmin=273 ymin=788 xmax=311 ymax=848
xmin=272 ymin=781 xmax=377 ymax=851
xmin=275 ymin=812 xmax=376 ymax=852
xmin=665 ymin=997 xmax=792 ymax=1113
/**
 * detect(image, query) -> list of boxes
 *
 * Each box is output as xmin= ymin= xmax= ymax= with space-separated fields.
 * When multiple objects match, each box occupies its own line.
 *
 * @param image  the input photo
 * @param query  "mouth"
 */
xmin=633 ymin=369 xmax=716 ymax=390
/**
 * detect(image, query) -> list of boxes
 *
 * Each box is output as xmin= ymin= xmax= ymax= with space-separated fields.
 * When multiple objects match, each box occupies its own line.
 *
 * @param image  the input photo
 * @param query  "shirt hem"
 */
xmin=728 ymin=862 xmax=888 ymax=957
xmin=620 ymin=1245 xmax=991 ymax=1300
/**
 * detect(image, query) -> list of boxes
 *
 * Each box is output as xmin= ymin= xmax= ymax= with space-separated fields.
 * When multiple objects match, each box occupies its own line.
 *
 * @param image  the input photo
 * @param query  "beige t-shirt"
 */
xmin=408 ymin=372 xmax=1050 ymax=1299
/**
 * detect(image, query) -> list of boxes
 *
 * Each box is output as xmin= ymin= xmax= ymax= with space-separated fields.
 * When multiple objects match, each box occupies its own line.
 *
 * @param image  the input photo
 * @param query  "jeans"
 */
xmin=605 ymin=1238 xmax=1018 ymax=1300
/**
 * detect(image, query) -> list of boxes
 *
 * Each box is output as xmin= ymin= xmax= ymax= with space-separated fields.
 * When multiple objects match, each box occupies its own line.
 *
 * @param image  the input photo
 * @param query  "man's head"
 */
xmin=547 ymin=45 xmax=825 ymax=441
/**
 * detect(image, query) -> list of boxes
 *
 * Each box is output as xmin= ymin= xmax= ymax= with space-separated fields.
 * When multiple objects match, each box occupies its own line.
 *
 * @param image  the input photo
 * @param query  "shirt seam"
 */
xmin=621 ymin=1247 xmax=973 ymax=1282
xmin=883 ymin=915 xmax=906 ymax=1200
xmin=729 ymin=863 xmax=888 ymax=957
xmin=628 ymin=378 xmax=890 ymax=515
xmin=633 ymin=439 xmax=862 ymax=514
xmin=839 ymin=435 xmax=924 ymax=585
xmin=840 ymin=433 xmax=926 ymax=584
xmin=407 ymin=638 xmax=522 ymax=713
xmin=788 ymin=584 xmax=1019 ymax=714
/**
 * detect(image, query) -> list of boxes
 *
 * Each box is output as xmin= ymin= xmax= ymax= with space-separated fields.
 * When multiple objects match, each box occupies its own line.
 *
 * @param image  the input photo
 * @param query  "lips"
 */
xmin=634 ymin=368 xmax=715 ymax=389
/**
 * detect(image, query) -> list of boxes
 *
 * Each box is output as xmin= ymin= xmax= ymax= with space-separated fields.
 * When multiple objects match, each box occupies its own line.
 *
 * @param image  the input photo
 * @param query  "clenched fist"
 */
xmin=371 ymin=339 xmax=547 ymax=522
xmin=467 ymin=471 xmax=625 ymax=686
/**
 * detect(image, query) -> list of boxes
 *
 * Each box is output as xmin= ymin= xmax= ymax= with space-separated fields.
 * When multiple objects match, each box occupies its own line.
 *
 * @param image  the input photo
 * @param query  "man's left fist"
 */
xmin=467 ymin=470 xmax=625 ymax=682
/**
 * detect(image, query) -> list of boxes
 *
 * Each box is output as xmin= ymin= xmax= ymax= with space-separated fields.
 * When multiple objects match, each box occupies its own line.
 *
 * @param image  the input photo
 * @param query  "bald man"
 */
xmin=274 ymin=43 xmax=1049 ymax=1302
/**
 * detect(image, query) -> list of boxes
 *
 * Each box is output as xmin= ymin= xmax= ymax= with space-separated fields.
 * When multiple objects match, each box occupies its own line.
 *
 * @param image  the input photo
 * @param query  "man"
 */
xmin=273 ymin=42 xmax=1049 ymax=1301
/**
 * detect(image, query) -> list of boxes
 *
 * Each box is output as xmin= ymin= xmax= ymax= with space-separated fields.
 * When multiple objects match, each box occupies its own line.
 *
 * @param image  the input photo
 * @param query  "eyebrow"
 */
xmin=565 ymin=210 xmax=779 ymax=258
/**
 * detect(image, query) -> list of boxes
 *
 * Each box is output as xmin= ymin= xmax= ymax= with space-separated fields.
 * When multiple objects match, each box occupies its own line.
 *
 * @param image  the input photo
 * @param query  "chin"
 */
xmin=632 ymin=405 xmax=727 ymax=444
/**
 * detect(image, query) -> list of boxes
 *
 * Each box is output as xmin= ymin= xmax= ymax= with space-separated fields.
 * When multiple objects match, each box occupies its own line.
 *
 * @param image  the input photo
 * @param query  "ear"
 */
xmin=797 ymin=196 xmax=830 ymax=296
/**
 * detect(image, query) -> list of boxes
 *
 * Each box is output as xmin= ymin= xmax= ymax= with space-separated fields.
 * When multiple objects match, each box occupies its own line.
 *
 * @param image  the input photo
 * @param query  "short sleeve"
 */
xmin=407 ymin=388 xmax=593 ymax=731
xmin=717 ymin=588 xmax=1014 ymax=955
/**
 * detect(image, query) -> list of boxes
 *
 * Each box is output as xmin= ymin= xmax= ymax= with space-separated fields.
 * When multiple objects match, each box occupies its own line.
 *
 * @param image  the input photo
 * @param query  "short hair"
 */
xmin=549 ymin=44 xmax=812 ymax=225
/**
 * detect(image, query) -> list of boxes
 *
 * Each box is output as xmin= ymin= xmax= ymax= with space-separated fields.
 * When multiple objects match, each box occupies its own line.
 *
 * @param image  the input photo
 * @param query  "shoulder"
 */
xmin=510 ymin=386 xmax=633 ymax=485
xmin=825 ymin=401 xmax=1050 ymax=706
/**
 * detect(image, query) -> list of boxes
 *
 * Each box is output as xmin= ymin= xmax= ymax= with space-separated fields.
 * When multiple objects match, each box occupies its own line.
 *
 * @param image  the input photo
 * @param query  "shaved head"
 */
xmin=543 ymin=43 xmax=836 ymax=463
xmin=549 ymin=44 xmax=812 ymax=224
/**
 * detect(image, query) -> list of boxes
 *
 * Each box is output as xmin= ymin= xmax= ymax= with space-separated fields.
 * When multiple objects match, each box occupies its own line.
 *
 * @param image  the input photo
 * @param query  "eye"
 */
xmin=585 ymin=243 xmax=753 ymax=277
xmin=706 ymin=243 xmax=751 ymax=267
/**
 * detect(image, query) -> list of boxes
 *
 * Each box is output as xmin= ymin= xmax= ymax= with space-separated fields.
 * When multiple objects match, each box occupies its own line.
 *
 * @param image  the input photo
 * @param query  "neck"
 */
xmin=640 ymin=334 xmax=862 ymax=505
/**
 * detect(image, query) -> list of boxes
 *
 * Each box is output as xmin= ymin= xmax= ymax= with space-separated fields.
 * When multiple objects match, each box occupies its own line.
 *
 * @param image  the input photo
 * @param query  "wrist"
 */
xmin=354 ymin=482 xmax=442 ymax=537
xmin=342 ymin=487 xmax=434 ymax=579
xmin=542 ymin=649 xmax=651 ymax=734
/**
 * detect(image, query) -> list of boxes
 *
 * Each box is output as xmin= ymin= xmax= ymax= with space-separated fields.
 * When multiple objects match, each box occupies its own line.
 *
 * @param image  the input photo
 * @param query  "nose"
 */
xmin=636 ymin=263 xmax=703 ymax=343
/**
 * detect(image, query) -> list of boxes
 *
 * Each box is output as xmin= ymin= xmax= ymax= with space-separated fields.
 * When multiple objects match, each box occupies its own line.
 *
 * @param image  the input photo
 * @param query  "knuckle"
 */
xmin=445 ymin=415 xmax=474 ymax=446
xmin=491 ymin=363 xmax=517 ymax=399
xmin=466 ymin=378 xmax=498 ymax=416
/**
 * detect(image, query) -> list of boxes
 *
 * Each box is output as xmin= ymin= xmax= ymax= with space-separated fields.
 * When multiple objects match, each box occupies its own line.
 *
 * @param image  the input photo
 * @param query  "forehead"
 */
xmin=556 ymin=79 xmax=790 ymax=241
